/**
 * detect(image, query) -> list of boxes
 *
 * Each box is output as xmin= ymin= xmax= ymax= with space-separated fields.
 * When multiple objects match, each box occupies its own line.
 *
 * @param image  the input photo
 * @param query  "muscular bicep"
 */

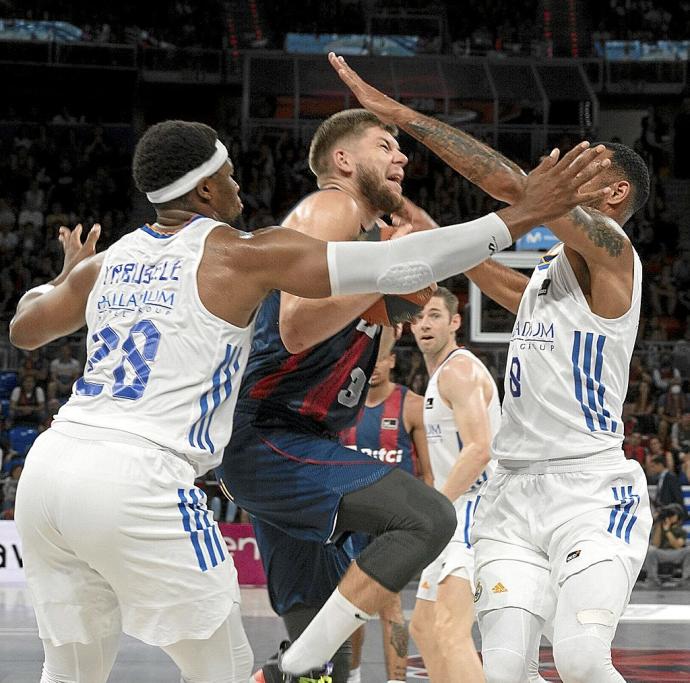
xmin=440 ymin=361 xmax=492 ymax=451
xmin=548 ymin=207 xmax=633 ymax=272
xmin=279 ymin=193 xmax=364 ymax=311
xmin=250 ymin=228 xmax=334 ymax=299
xmin=10 ymin=255 xmax=103 ymax=350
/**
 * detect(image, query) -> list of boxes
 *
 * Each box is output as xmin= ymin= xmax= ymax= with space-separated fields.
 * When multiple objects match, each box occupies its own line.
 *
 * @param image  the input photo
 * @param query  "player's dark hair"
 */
xmin=132 ymin=120 xmax=218 ymax=200
xmin=591 ymin=141 xmax=650 ymax=217
xmin=309 ymin=109 xmax=398 ymax=177
xmin=432 ymin=286 xmax=459 ymax=316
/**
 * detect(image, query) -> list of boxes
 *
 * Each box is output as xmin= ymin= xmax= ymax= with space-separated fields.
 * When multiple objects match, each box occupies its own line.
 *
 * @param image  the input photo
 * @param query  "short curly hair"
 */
xmin=132 ymin=120 xmax=218 ymax=201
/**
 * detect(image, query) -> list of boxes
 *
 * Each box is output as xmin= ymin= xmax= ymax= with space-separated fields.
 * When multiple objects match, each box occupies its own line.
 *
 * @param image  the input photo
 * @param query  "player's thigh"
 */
xmin=222 ymin=417 xmax=392 ymax=543
xmin=58 ymin=442 xmax=238 ymax=646
xmin=547 ymin=464 xmax=652 ymax=593
xmin=14 ymin=432 xmax=121 ymax=645
xmin=42 ymin=633 xmax=121 ymax=683
xmin=474 ymin=558 xmax=555 ymax=623
xmin=163 ymin=603 xmax=253 ymax=683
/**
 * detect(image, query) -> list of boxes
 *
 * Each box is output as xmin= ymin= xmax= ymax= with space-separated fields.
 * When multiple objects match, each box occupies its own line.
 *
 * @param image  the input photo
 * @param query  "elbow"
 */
xmin=279 ymin=324 xmax=311 ymax=355
xmin=8 ymin=318 xmax=40 ymax=351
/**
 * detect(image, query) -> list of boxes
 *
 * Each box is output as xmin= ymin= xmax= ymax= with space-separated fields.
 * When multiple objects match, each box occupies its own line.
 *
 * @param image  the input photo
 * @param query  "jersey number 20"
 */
xmin=75 ymin=320 xmax=161 ymax=400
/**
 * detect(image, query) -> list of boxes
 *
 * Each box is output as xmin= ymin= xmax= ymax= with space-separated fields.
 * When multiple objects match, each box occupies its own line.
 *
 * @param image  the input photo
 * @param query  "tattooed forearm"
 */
xmin=569 ymin=208 xmax=625 ymax=257
xmin=389 ymin=620 xmax=409 ymax=659
xmin=406 ymin=118 xmax=525 ymax=190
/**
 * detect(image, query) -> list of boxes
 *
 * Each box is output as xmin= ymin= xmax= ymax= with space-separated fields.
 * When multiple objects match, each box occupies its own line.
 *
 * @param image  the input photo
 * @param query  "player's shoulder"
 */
xmin=439 ymin=353 xmax=484 ymax=390
xmin=402 ymin=387 xmax=423 ymax=408
xmin=298 ymin=188 xmax=360 ymax=214
xmin=283 ymin=189 xmax=362 ymax=240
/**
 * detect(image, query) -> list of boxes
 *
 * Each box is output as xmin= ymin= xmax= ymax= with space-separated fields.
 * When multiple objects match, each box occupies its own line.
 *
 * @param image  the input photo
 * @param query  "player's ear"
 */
xmin=452 ymin=313 xmax=461 ymax=331
xmin=608 ymin=180 xmax=630 ymax=207
xmin=195 ymin=177 xmax=213 ymax=201
xmin=333 ymin=147 xmax=352 ymax=174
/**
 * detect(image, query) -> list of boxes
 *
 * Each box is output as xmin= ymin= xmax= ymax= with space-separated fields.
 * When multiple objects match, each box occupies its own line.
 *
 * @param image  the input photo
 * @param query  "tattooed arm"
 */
xmin=329 ymin=52 xmax=633 ymax=317
xmin=547 ymin=207 xmax=634 ymax=318
xmin=328 ymin=52 xmax=526 ymax=203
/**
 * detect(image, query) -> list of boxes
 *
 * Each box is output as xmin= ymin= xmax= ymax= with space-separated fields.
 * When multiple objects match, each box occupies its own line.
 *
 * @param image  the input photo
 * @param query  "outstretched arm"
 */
xmin=328 ymin=52 xmax=526 ymax=203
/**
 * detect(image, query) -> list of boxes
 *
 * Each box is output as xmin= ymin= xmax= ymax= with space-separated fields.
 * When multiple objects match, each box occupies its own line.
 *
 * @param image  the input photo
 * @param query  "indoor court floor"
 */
xmin=1 ymin=582 xmax=688 ymax=682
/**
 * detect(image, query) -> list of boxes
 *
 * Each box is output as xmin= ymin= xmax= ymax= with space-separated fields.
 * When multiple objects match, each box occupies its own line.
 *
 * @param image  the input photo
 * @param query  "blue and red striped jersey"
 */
xmin=236 ymin=289 xmax=381 ymax=434
xmin=340 ymin=384 xmax=416 ymax=475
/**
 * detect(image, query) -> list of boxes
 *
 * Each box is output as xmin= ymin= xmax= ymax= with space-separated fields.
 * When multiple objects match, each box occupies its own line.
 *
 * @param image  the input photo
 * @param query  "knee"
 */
xmin=553 ymin=636 xmax=612 ymax=683
xmin=417 ymin=491 xmax=456 ymax=556
xmin=409 ymin=610 xmax=432 ymax=646
xmin=482 ymin=649 xmax=527 ymax=683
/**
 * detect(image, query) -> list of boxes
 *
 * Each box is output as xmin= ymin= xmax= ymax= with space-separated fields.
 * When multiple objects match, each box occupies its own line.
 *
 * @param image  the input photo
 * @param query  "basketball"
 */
xmin=359 ymin=225 xmax=436 ymax=327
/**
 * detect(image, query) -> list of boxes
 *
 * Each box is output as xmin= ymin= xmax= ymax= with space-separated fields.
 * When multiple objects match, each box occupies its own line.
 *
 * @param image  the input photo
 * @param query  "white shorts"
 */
xmin=416 ymin=491 xmax=480 ymax=601
xmin=14 ymin=427 xmax=239 ymax=647
xmin=471 ymin=456 xmax=652 ymax=620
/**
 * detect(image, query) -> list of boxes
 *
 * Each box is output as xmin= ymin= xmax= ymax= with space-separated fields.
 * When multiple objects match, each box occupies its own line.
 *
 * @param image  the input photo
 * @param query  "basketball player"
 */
xmin=10 ymin=118 xmax=607 ymax=683
xmin=408 ymin=287 xmax=499 ymax=683
xmin=330 ymin=53 xmax=653 ymax=683
xmin=340 ymin=327 xmax=431 ymax=683
xmin=252 ymin=328 xmax=428 ymax=683
xmin=219 ymin=106 xmax=611 ymax=680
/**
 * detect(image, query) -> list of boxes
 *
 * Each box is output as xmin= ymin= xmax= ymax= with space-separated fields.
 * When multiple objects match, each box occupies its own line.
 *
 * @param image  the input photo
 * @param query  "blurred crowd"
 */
xmin=591 ymin=0 xmax=690 ymax=41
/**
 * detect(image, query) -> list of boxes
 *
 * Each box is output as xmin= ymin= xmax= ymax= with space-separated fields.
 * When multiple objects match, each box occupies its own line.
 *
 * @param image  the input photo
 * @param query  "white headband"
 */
xmin=146 ymin=139 xmax=228 ymax=204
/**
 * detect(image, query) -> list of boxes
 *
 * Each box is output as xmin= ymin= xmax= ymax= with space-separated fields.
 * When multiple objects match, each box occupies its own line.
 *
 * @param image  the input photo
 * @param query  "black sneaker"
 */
xmin=252 ymin=641 xmax=333 ymax=683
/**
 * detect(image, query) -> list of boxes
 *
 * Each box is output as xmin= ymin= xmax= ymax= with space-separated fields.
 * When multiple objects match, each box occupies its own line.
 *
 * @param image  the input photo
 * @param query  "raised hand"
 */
xmin=518 ymin=142 xmax=612 ymax=225
xmin=54 ymin=223 xmax=101 ymax=285
xmin=328 ymin=52 xmax=403 ymax=124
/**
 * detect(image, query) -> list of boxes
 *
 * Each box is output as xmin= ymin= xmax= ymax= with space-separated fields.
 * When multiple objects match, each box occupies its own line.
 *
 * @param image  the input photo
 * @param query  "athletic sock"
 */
xmin=280 ymin=589 xmax=372 ymax=675
xmin=347 ymin=666 xmax=361 ymax=683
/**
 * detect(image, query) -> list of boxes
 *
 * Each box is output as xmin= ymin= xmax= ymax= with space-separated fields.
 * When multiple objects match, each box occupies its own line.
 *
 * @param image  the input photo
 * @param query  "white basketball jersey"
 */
xmin=56 ymin=216 xmax=254 ymax=475
xmin=492 ymin=243 xmax=642 ymax=462
xmin=423 ymin=348 xmax=501 ymax=499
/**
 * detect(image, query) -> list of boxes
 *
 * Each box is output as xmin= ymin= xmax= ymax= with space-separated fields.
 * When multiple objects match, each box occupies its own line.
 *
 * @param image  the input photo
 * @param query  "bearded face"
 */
xmin=355 ymin=162 xmax=404 ymax=215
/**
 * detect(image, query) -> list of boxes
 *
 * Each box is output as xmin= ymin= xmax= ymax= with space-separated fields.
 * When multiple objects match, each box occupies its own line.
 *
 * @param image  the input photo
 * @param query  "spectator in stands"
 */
xmin=657 ymin=379 xmax=687 ymax=442
xmin=624 ymin=431 xmax=646 ymax=466
xmin=47 ymin=343 xmax=81 ymax=401
xmin=0 ymin=221 xmax=19 ymax=254
xmin=648 ymin=454 xmax=685 ymax=513
xmin=650 ymin=264 xmax=677 ymax=316
xmin=672 ymin=412 xmax=690 ymax=457
xmin=9 ymin=375 xmax=45 ymax=428
xmin=642 ymin=503 xmax=689 ymax=589
xmin=653 ymin=358 xmax=681 ymax=391
xmin=17 ymin=350 xmax=49 ymax=387
xmin=627 ymin=353 xmax=655 ymax=430
xmin=672 ymin=412 xmax=690 ymax=485
xmin=1 ymin=462 xmax=23 ymax=519
xmin=672 ymin=335 xmax=690 ymax=380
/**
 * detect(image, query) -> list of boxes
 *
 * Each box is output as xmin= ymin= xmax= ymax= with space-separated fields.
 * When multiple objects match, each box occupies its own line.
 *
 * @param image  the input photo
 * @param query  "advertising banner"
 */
xmin=218 ymin=523 xmax=266 ymax=586
xmin=0 ymin=521 xmax=24 ymax=583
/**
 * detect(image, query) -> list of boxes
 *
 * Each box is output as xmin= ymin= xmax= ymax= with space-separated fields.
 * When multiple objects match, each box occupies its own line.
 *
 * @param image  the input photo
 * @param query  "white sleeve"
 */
xmin=327 ymin=212 xmax=511 ymax=296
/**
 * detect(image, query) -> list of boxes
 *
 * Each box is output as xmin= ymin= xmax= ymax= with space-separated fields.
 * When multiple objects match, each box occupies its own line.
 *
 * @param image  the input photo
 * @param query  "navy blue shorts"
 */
xmin=220 ymin=410 xmax=392 ymax=543
xmin=252 ymin=516 xmax=352 ymax=615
